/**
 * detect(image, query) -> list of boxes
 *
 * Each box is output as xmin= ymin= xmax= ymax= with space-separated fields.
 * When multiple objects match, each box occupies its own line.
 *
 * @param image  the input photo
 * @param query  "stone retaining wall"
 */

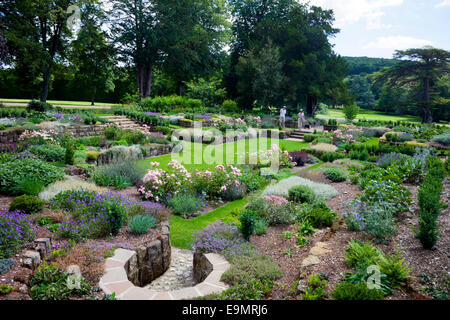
xmin=0 ymin=128 xmax=24 ymax=143
xmin=100 ymin=242 xmax=230 ymax=300
xmin=126 ymin=221 xmax=171 ymax=287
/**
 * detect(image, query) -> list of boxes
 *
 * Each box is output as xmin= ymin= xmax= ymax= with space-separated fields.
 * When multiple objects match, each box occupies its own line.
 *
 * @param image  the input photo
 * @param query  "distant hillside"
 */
xmin=344 ymin=56 xmax=398 ymax=75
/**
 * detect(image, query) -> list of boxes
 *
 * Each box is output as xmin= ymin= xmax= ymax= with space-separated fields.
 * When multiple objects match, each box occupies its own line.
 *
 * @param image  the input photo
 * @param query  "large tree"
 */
xmin=110 ymin=0 xmax=229 ymax=99
xmin=346 ymin=74 xmax=376 ymax=109
xmin=227 ymin=1 xmax=349 ymax=114
xmin=110 ymin=0 xmax=159 ymax=99
xmin=235 ymin=39 xmax=284 ymax=108
xmin=70 ymin=2 xmax=116 ymax=105
xmin=160 ymin=0 xmax=230 ymax=96
xmin=0 ymin=0 xmax=81 ymax=102
xmin=375 ymin=47 xmax=450 ymax=123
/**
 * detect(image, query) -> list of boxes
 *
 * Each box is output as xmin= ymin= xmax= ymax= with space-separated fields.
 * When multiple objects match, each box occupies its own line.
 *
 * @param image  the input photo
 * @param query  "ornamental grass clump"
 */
xmin=0 ymin=210 xmax=35 ymax=258
xmin=129 ymin=215 xmax=158 ymax=235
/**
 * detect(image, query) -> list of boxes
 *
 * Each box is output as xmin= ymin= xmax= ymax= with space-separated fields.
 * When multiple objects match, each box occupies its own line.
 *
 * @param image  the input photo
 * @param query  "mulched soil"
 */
xmin=251 ymin=168 xmax=449 ymax=300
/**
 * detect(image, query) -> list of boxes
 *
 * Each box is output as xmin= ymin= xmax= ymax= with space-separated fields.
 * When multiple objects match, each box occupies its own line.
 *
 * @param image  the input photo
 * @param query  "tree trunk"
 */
xmin=422 ymin=77 xmax=433 ymax=123
xmin=179 ymin=82 xmax=185 ymax=97
xmin=137 ymin=63 xmax=153 ymax=100
xmin=306 ymin=95 xmax=318 ymax=116
xmin=40 ymin=65 xmax=52 ymax=102
xmin=91 ymin=87 xmax=97 ymax=106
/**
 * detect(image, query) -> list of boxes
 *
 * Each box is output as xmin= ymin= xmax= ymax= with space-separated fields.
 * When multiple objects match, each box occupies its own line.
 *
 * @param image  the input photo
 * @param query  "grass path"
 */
xmin=0 ymin=98 xmax=119 ymax=107
xmin=316 ymin=109 xmax=420 ymax=122
xmin=170 ymin=198 xmax=248 ymax=249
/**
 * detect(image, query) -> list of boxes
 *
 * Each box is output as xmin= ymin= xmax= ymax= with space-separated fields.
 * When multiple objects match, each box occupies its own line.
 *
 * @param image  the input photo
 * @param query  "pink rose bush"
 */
xmin=139 ymin=160 xmax=243 ymax=203
xmin=247 ymin=144 xmax=295 ymax=168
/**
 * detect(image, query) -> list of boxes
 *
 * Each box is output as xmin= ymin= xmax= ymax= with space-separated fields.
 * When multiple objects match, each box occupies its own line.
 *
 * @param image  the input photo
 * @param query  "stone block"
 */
xmin=22 ymin=251 xmax=41 ymax=270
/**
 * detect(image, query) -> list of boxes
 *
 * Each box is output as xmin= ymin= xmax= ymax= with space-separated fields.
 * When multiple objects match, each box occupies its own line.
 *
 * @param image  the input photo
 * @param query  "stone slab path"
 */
xmin=99 ymin=248 xmax=230 ymax=300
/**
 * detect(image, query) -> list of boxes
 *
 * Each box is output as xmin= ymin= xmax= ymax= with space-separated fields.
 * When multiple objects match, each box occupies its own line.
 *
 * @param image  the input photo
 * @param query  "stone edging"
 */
xmin=99 ymin=250 xmax=230 ymax=300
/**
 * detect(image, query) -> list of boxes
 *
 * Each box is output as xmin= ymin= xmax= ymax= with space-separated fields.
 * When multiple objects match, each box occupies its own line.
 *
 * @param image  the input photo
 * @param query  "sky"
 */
xmin=306 ymin=0 xmax=450 ymax=58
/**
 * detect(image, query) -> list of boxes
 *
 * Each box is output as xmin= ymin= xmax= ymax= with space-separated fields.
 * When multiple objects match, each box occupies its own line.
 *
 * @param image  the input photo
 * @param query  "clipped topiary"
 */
xmin=9 ymin=195 xmax=45 ymax=214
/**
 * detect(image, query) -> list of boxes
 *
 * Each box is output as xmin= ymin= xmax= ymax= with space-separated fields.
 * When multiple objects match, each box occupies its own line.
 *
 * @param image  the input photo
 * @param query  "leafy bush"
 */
xmin=262 ymin=176 xmax=337 ymax=201
xmin=238 ymin=168 xmax=270 ymax=192
xmin=431 ymin=131 xmax=450 ymax=146
xmin=246 ymin=196 xmax=296 ymax=226
xmin=139 ymin=95 xmax=203 ymax=113
xmin=376 ymin=152 xmax=411 ymax=169
xmin=345 ymin=240 xmax=381 ymax=270
xmin=239 ymin=209 xmax=257 ymax=241
xmin=29 ymin=144 xmax=66 ymax=162
xmin=288 ymin=185 xmax=316 ymax=204
xmin=93 ymin=161 xmax=145 ymax=190
xmin=343 ymin=104 xmax=360 ymax=122
xmin=253 ymin=219 xmax=269 ymax=236
xmin=344 ymin=200 xmax=397 ymax=243
xmin=323 ymin=166 xmax=347 ymax=182
xmin=128 ymin=214 xmax=157 ymax=235
xmin=416 ymin=156 xmax=445 ymax=249
xmin=288 ymin=151 xmax=309 ymax=166
xmin=28 ymin=100 xmax=53 ymax=112
xmin=0 ymin=158 xmax=65 ymax=195
xmin=9 ymin=195 xmax=45 ymax=214
xmin=30 ymin=263 xmax=91 ymax=300
xmin=86 ymin=151 xmax=100 ymax=161
xmin=0 ymin=284 xmax=13 ymax=295
xmin=0 ymin=210 xmax=35 ymax=258
xmin=378 ymin=252 xmax=411 ymax=289
xmin=50 ymin=190 xmax=154 ymax=240
xmin=302 ymin=202 xmax=337 ymax=228
xmin=221 ymin=252 xmax=283 ymax=286
xmin=222 ymin=100 xmax=239 ymax=113
xmin=191 ymin=222 xmax=251 ymax=257
xmin=209 ymin=280 xmax=274 ymax=300
xmin=302 ymin=273 xmax=328 ymax=300
xmin=106 ymin=201 xmax=125 ymax=235
xmin=167 ymin=193 xmax=206 ymax=219
xmin=331 ymin=282 xmax=385 ymax=300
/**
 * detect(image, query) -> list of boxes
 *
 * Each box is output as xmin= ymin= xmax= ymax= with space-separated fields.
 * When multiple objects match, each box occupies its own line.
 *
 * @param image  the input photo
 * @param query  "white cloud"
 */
xmin=307 ymin=0 xmax=403 ymax=29
xmin=363 ymin=36 xmax=433 ymax=50
xmin=435 ymin=0 xmax=450 ymax=7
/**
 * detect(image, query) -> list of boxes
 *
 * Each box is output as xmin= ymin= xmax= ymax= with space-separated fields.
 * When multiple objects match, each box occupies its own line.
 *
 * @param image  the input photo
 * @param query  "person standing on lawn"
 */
xmin=280 ymin=106 xmax=287 ymax=128
xmin=298 ymin=109 xmax=305 ymax=129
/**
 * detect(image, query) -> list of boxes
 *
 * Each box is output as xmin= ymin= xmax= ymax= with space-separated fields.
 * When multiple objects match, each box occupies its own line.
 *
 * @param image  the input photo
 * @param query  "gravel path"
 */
xmin=145 ymin=247 xmax=196 ymax=292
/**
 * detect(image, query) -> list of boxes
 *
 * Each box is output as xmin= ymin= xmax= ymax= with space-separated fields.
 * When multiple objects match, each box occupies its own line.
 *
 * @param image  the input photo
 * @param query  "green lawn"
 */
xmin=137 ymin=138 xmax=309 ymax=172
xmin=170 ymin=197 xmax=247 ymax=249
xmin=317 ymin=109 xmax=420 ymax=123
xmin=139 ymin=137 xmax=308 ymax=248
xmin=0 ymin=98 xmax=119 ymax=107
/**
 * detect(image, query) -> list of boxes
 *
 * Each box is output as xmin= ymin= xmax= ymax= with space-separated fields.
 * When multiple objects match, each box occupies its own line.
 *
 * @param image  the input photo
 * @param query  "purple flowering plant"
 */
xmin=191 ymin=222 xmax=253 ymax=258
xmin=50 ymin=190 xmax=165 ymax=240
xmin=0 ymin=209 xmax=35 ymax=258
